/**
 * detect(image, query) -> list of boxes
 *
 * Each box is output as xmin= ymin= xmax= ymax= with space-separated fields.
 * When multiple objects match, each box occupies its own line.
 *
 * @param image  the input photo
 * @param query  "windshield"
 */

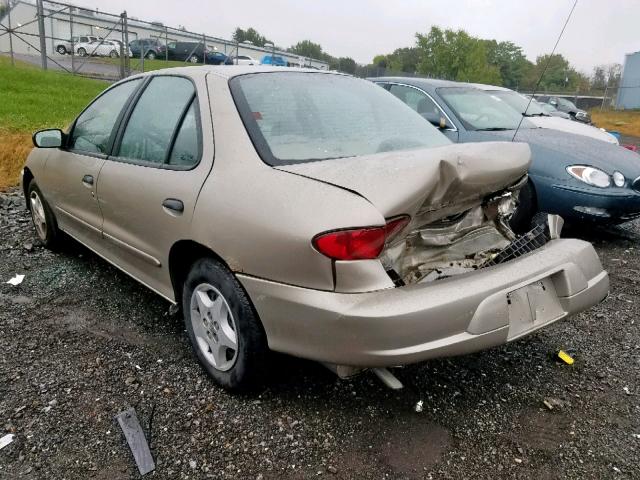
xmin=230 ymin=72 xmax=451 ymax=165
xmin=539 ymin=102 xmax=557 ymax=113
xmin=438 ymin=87 xmax=534 ymax=131
xmin=556 ymin=97 xmax=578 ymax=109
xmin=488 ymin=90 xmax=547 ymax=116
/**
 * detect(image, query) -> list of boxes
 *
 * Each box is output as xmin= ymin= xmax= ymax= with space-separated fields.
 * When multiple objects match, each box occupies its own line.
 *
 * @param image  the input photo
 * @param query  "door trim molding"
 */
xmin=55 ymin=206 xmax=101 ymax=234
xmin=103 ymin=232 xmax=162 ymax=268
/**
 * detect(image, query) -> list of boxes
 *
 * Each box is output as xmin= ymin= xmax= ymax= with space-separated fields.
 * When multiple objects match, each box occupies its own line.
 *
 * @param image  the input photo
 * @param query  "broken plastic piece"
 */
xmin=6 ymin=274 xmax=25 ymax=286
xmin=115 ymin=408 xmax=155 ymax=475
xmin=557 ymin=350 xmax=574 ymax=365
xmin=371 ymin=368 xmax=403 ymax=390
xmin=0 ymin=434 xmax=14 ymax=450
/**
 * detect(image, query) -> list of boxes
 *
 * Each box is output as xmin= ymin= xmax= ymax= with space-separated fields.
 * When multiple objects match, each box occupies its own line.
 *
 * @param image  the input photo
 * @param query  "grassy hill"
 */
xmin=0 ymin=56 xmax=109 ymax=189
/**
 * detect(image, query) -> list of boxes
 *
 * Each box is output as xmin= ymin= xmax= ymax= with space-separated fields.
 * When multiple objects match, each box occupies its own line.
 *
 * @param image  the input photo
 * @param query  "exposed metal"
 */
xmin=372 ymin=368 xmax=404 ymax=390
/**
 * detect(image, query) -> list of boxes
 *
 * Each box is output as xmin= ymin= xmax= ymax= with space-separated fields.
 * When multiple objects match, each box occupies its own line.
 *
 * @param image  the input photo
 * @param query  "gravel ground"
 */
xmin=0 ymin=187 xmax=639 ymax=480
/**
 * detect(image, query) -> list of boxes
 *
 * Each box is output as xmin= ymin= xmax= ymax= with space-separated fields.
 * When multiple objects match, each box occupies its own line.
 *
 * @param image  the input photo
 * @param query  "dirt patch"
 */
xmin=591 ymin=110 xmax=640 ymax=138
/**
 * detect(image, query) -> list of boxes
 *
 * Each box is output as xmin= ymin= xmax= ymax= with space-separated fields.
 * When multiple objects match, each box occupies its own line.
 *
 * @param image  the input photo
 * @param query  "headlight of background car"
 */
xmin=566 ymin=166 xmax=611 ymax=188
xmin=612 ymin=171 xmax=625 ymax=187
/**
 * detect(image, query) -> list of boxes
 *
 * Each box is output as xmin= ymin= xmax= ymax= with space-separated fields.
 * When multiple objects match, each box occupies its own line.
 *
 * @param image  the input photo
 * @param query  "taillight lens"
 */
xmin=313 ymin=215 xmax=410 ymax=261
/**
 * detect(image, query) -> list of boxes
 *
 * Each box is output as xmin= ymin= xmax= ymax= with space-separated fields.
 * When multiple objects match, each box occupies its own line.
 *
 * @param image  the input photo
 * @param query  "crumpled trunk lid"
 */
xmin=279 ymin=141 xmax=532 ymax=284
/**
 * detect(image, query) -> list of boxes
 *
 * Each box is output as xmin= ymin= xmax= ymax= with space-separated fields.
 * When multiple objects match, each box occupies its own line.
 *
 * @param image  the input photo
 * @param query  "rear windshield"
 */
xmin=229 ymin=72 xmax=450 ymax=165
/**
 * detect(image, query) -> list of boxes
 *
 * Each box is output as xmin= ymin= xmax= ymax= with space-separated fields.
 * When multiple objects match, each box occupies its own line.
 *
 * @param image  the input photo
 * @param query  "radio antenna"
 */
xmin=512 ymin=0 xmax=579 ymax=141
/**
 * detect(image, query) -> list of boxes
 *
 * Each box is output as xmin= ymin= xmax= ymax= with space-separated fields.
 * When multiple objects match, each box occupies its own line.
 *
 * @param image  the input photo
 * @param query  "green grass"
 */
xmin=0 ymin=56 xmax=109 ymax=189
xmin=92 ymin=56 xmax=200 ymax=73
xmin=0 ymin=55 xmax=109 ymax=132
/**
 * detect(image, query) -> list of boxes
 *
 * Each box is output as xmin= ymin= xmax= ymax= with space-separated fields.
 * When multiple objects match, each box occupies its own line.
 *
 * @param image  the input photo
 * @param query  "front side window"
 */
xmin=118 ymin=76 xmax=196 ymax=165
xmin=230 ymin=72 xmax=451 ymax=165
xmin=387 ymin=84 xmax=443 ymax=121
xmin=437 ymin=87 xmax=533 ymax=131
xmin=70 ymin=79 xmax=142 ymax=154
xmin=556 ymin=97 xmax=577 ymax=109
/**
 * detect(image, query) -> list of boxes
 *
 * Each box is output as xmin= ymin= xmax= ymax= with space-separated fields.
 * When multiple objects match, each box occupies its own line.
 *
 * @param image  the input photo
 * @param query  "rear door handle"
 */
xmin=162 ymin=198 xmax=184 ymax=214
xmin=82 ymin=174 xmax=94 ymax=187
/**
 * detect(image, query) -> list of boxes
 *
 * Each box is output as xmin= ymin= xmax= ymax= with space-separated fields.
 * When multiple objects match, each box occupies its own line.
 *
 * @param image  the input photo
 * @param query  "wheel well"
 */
xmin=22 ymin=167 xmax=34 ymax=210
xmin=168 ymin=240 xmax=230 ymax=303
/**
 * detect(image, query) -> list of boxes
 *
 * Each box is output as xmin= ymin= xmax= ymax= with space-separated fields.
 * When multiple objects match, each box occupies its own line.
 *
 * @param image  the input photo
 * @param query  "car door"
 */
xmin=96 ymin=74 xmax=214 ymax=300
xmin=41 ymin=78 xmax=143 ymax=250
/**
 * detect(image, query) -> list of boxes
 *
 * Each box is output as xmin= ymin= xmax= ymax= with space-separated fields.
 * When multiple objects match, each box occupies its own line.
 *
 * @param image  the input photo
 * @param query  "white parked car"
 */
xmin=473 ymin=84 xmax=619 ymax=145
xmin=55 ymin=35 xmax=99 ymax=55
xmin=225 ymin=55 xmax=258 ymax=66
xmin=76 ymin=40 xmax=132 ymax=58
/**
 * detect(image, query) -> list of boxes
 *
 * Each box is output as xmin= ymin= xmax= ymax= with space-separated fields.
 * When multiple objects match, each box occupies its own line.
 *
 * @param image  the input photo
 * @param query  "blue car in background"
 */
xmin=261 ymin=55 xmax=288 ymax=66
xmin=206 ymin=51 xmax=227 ymax=65
xmin=371 ymin=77 xmax=640 ymax=230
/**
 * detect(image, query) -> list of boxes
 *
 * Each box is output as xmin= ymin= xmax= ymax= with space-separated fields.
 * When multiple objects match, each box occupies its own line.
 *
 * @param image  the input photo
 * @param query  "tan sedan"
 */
xmin=23 ymin=67 xmax=609 ymax=391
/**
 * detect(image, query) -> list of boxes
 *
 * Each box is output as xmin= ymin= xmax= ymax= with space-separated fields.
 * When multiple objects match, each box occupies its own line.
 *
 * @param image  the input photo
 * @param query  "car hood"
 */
xmin=462 ymin=128 xmax=640 ymax=179
xmin=527 ymin=117 xmax=618 ymax=144
xmin=277 ymin=142 xmax=530 ymax=221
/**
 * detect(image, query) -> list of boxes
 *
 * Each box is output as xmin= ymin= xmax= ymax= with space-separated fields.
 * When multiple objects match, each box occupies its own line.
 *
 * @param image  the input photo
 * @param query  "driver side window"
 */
xmin=388 ymin=84 xmax=443 ymax=125
xmin=70 ymin=79 xmax=141 ymax=154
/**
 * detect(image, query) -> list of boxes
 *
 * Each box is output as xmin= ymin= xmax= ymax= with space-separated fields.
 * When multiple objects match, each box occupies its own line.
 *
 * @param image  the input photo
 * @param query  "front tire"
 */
xmin=77 ymin=47 xmax=87 ymax=57
xmin=182 ymin=258 xmax=268 ymax=391
xmin=188 ymin=54 xmax=199 ymax=64
xmin=146 ymin=51 xmax=156 ymax=60
xmin=109 ymin=50 xmax=119 ymax=58
xmin=56 ymin=45 xmax=67 ymax=55
xmin=27 ymin=181 xmax=60 ymax=248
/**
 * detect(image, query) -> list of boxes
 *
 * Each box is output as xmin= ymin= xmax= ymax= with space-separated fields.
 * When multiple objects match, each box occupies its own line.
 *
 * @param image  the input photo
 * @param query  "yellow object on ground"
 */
xmin=557 ymin=350 xmax=574 ymax=365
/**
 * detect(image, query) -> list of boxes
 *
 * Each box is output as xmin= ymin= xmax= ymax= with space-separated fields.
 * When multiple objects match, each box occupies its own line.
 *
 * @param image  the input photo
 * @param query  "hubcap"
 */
xmin=30 ymin=191 xmax=47 ymax=241
xmin=190 ymin=283 xmax=238 ymax=372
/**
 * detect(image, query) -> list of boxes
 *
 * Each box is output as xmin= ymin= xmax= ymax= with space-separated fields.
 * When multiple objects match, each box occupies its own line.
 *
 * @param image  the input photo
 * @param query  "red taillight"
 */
xmin=313 ymin=215 xmax=410 ymax=261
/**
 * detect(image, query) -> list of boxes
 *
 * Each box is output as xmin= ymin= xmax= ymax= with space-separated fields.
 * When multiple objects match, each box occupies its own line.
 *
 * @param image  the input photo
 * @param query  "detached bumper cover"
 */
xmin=238 ymin=238 xmax=608 ymax=367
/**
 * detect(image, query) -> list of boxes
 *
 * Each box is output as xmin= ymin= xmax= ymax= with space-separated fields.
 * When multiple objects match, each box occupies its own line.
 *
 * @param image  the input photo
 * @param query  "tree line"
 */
xmin=232 ymin=26 xmax=620 ymax=92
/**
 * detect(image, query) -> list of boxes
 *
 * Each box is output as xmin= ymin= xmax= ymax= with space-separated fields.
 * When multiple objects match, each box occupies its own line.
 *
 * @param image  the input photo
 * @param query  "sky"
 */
xmin=91 ymin=0 xmax=639 ymax=73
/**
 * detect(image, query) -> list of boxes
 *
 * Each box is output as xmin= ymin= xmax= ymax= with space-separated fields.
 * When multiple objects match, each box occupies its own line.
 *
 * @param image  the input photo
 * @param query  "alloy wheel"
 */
xmin=30 ymin=190 xmax=47 ymax=241
xmin=189 ymin=283 xmax=238 ymax=372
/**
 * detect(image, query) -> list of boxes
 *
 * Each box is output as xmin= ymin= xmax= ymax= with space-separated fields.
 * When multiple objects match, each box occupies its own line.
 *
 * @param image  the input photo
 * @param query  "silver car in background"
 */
xmin=23 ymin=67 xmax=608 ymax=391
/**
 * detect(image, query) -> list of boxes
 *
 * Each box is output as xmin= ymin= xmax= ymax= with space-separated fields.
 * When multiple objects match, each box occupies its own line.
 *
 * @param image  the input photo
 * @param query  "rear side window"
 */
xmin=168 ymin=101 xmax=200 ymax=167
xmin=70 ymin=79 xmax=142 ymax=154
xmin=117 ymin=76 xmax=199 ymax=166
xmin=230 ymin=72 xmax=450 ymax=165
xmin=388 ymin=84 xmax=440 ymax=118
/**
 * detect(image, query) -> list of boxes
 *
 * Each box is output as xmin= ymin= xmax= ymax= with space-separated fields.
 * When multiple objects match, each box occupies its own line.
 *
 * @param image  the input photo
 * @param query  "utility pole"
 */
xmin=36 ymin=0 xmax=48 ymax=69
xmin=121 ymin=11 xmax=130 ymax=77
xmin=69 ymin=9 xmax=75 ymax=73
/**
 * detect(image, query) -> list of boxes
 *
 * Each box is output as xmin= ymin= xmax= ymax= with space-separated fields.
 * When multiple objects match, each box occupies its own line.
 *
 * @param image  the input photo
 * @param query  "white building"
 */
xmin=0 ymin=0 xmax=329 ymax=69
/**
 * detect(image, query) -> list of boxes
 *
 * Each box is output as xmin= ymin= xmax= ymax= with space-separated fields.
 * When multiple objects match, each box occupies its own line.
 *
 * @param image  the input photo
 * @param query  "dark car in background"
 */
xmin=129 ymin=38 xmax=166 ymax=60
xmin=167 ymin=41 xmax=206 ymax=63
xmin=371 ymin=77 xmax=640 ymax=229
xmin=536 ymin=96 xmax=591 ymax=124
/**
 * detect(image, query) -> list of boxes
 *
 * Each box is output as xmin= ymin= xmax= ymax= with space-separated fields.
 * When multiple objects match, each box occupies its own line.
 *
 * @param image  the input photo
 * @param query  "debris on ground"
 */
xmin=115 ymin=408 xmax=155 ymax=476
xmin=0 ymin=434 xmax=14 ymax=450
xmin=557 ymin=350 xmax=575 ymax=365
xmin=415 ymin=400 xmax=424 ymax=413
xmin=5 ymin=274 xmax=24 ymax=286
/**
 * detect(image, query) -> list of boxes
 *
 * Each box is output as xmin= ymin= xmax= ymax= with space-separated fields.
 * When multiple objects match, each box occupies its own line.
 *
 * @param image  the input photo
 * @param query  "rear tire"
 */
xmin=56 ymin=45 xmax=67 ymax=55
xmin=182 ymin=257 xmax=268 ymax=391
xmin=27 ymin=181 xmax=60 ymax=249
xmin=77 ymin=47 xmax=87 ymax=57
xmin=109 ymin=50 xmax=119 ymax=58
xmin=188 ymin=54 xmax=199 ymax=64
xmin=146 ymin=51 xmax=156 ymax=60
xmin=509 ymin=180 xmax=537 ymax=234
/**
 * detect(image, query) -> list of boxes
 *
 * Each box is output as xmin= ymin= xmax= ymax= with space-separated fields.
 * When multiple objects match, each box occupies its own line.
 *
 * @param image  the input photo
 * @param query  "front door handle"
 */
xmin=82 ymin=174 xmax=94 ymax=187
xmin=162 ymin=198 xmax=184 ymax=214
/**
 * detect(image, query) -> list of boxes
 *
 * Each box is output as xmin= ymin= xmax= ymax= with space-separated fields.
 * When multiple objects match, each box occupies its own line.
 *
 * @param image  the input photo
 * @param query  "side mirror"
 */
xmin=33 ymin=129 xmax=63 ymax=148
xmin=550 ymin=100 xmax=558 ymax=106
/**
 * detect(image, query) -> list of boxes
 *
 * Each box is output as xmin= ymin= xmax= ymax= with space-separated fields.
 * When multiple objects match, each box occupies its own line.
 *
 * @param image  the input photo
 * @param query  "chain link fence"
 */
xmin=0 ymin=0 xmax=329 ymax=81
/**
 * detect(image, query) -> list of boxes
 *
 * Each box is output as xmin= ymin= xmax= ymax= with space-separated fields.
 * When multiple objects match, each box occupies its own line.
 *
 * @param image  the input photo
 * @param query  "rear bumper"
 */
xmin=238 ymin=238 xmax=608 ymax=367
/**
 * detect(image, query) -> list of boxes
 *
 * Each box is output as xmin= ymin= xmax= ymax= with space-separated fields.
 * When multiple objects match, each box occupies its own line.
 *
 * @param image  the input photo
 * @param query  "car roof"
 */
xmin=369 ymin=76 xmax=465 ymax=89
xmin=469 ymin=83 xmax=512 ymax=92
xmin=130 ymin=65 xmax=338 ymax=80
